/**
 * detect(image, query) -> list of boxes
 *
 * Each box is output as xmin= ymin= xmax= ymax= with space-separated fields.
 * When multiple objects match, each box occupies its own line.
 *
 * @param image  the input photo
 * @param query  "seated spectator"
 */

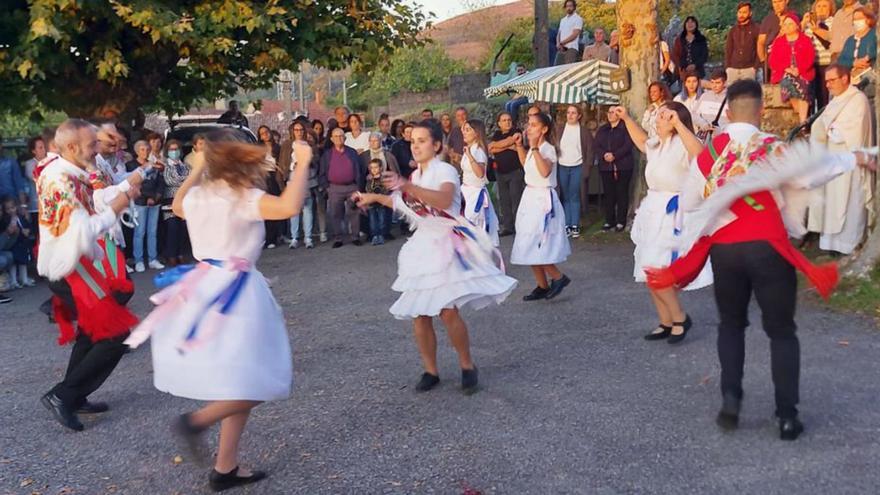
xmin=673 ymin=70 xmax=704 ymax=119
xmin=769 ymin=13 xmax=816 ymax=123
xmin=217 ymin=100 xmax=249 ymax=127
xmin=757 ymin=0 xmax=797 ymax=81
xmin=837 ymin=7 xmax=877 ymax=87
xmin=694 ymin=69 xmax=730 ymax=138
xmin=673 ymin=16 xmax=709 ymax=79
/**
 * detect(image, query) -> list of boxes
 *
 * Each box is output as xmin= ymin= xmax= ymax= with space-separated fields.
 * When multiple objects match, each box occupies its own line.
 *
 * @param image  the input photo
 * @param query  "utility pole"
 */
xmin=534 ymin=0 xmax=549 ymax=68
xmin=343 ymin=76 xmax=348 ymax=106
xmin=298 ymin=67 xmax=306 ymax=116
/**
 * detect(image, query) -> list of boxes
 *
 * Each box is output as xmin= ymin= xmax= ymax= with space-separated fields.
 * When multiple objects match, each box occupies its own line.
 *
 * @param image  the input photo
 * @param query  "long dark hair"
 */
xmin=662 ymin=101 xmax=695 ymax=135
xmin=465 ymin=119 xmax=488 ymax=154
xmin=413 ymin=119 xmax=444 ymax=156
xmin=390 ymin=119 xmax=405 ymax=139
xmin=529 ymin=112 xmax=556 ymax=152
xmin=680 ymin=16 xmax=706 ymax=42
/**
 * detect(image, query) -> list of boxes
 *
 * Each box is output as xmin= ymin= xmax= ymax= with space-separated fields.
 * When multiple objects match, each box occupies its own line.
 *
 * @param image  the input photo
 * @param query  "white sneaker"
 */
xmin=126 ymin=265 xmax=134 ymax=274
xmin=305 ymin=239 xmax=314 ymax=249
xmin=319 ymin=232 xmax=328 ymax=243
xmin=148 ymin=260 xmax=165 ymax=270
xmin=266 ymin=243 xmax=277 ymax=249
xmin=289 ymin=239 xmax=299 ymax=250
xmin=135 ymin=262 xmax=146 ymax=273
xmin=22 ymin=277 xmax=36 ymax=287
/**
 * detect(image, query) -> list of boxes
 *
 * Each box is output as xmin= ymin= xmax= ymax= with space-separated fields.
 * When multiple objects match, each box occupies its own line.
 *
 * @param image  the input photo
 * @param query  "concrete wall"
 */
xmin=449 ymin=73 xmax=491 ymax=104
xmin=374 ymin=72 xmax=491 ymax=120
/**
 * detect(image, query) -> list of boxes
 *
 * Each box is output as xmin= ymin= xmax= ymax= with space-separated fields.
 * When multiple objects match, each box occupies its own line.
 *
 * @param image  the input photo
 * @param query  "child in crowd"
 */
xmin=366 ymin=159 xmax=389 ymax=245
xmin=2 ymin=196 xmax=36 ymax=288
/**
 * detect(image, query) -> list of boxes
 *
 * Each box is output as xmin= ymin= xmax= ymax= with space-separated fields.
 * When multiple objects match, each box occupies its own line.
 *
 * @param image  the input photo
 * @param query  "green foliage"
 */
xmin=576 ymin=0 xmax=617 ymax=36
xmin=485 ymin=17 xmax=536 ymax=71
xmin=0 ymin=0 xmax=427 ymax=118
xmin=0 ymin=107 xmax=67 ymax=139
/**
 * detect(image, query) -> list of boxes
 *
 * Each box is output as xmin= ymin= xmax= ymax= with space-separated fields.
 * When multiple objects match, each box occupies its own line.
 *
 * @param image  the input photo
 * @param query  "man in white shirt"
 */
xmin=554 ymin=105 xmax=593 ymax=238
xmin=555 ymin=0 xmax=583 ymax=65
xmin=695 ymin=69 xmax=730 ymax=138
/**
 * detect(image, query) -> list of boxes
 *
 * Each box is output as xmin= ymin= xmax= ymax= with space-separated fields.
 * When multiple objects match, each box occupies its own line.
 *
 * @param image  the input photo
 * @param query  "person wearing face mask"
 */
xmin=837 ymin=7 xmax=877 ymax=86
xmin=829 ymin=0 xmax=865 ymax=62
xmin=162 ymin=139 xmax=190 ymax=266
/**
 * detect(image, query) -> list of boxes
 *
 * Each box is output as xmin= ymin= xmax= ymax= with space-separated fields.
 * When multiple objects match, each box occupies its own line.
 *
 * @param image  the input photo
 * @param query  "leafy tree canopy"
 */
xmin=0 ymin=0 xmax=427 ymax=118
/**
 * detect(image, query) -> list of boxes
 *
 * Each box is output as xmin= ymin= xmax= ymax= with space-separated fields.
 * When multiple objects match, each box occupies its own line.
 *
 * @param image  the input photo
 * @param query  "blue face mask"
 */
xmin=167 ymin=149 xmax=181 ymax=160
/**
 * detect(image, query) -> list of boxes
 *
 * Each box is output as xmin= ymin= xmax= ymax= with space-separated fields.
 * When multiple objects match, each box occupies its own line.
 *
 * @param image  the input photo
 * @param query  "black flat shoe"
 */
xmin=172 ymin=413 xmax=209 ymax=466
xmin=667 ymin=314 xmax=693 ymax=345
xmin=523 ymin=286 xmax=549 ymax=301
xmin=716 ymin=393 xmax=741 ymax=431
xmin=209 ymin=466 xmax=267 ymax=492
xmin=461 ymin=367 xmax=479 ymax=394
xmin=644 ymin=325 xmax=672 ymax=341
xmin=77 ymin=400 xmax=109 ymax=414
xmin=352 ymin=239 xmax=363 ymax=246
xmin=331 ymin=241 xmax=343 ymax=248
xmin=545 ymin=274 xmax=571 ymax=300
xmin=41 ymin=392 xmax=84 ymax=431
xmin=779 ymin=417 xmax=804 ymax=441
xmin=415 ymin=372 xmax=440 ymax=392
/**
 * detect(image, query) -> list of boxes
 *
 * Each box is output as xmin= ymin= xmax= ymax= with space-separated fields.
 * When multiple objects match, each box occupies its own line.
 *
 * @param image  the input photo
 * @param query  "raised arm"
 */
xmin=259 ymin=142 xmax=313 ymax=220
xmin=613 ymin=106 xmax=648 ymax=153
xmin=667 ymin=108 xmax=704 ymax=159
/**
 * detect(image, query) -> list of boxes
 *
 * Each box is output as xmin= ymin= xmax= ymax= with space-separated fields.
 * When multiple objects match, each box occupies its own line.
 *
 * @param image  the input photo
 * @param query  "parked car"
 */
xmin=164 ymin=118 xmax=257 ymax=156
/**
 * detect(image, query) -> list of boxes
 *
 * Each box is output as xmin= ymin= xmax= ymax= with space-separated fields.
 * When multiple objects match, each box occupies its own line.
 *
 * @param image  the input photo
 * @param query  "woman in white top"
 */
xmin=125 ymin=130 xmax=314 ymax=491
xmin=614 ymin=102 xmax=712 ymax=345
xmin=673 ymin=70 xmax=703 ymax=122
xmin=344 ymin=113 xmax=371 ymax=153
xmin=461 ymin=119 xmax=500 ymax=246
xmin=354 ymin=121 xmax=516 ymax=394
xmin=511 ymin=112 xmax=572 ymax=301
xmin=641 ymin=82 xmax=672 ymax=140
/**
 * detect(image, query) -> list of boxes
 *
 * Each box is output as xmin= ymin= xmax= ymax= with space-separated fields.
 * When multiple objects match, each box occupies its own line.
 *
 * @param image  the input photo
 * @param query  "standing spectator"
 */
xmin=837 ymin=7 xmax=877 ymax=84
xmin=659 ymin=39 xmax=676 ymax=89
xmin=390 ymin=119 xmax=405 ymax=141
xmin=808 ymin=63 xmax=873 ymax=254
xmin=282 ymin=121 xmax=319 ymax=249
xmin=2 ymin=196 xmax=36 ymax=288
xmin=391 ymin=123 xmax=416 ymax=179
xmin=555 ymin=105 xmax=593 ymax=239
xmin=830 ymin=0 xmax=864 ymax=61
xmin=184 ymin=133 xmax=206 ymax=166
xmin=378 ymin=114 xmax=395 ymax=150
xmin=769 ymin=13 xmax=816 ymax=123
xmin=674 ymin=69 xmax=705 ymax=119
xmin=555 ymin=0 xmax=583 ymax=65
xmin=489 ymin=112 xmax=525 ymax=237
xmin=0 ymin=134 xmax=27 ymax=207
xmin=594 ymin=107 xmax=635 ymax=232
xmin=365 ymin=159 xmax=389 ymax=245
xmin=608 ymin=30 xmax=620 ymax=64
xmin=582 ymin=27 xmax=612 ymax=62
xmin=217 ymin=100 xmax=249 ymax=127
xmin=803 ymin=0 xmax=836 ymax=108
xmin=345 ymin=113 xmax=371 ymax=153
xmin=694 ymin=69 xmax=730 ymax=137
xmin=758 ymin=0 xmax=796 ymax=81
xmin=0 ymin=202 xmax=18 ymax=300
xmin=312 ymin=119 xmax=326 ymax=148
xmin=162 ymin=139 xmax=190 ymax=266
xmin=440 ymin=113 xmax=454 ymax=150
xmin=23 ymin=136 xmax=46 ymax=226
xmin=726 ymin=2 xmax=761 ymax=83
xmin=446 ymin=107 xmax=469 ymax=166
xmin=334 ymin=106 xmax=351 ymax=133
xmin=642 ymin=82 xmax=673 ymax=139
xmin=421 ymin=109 xmax=434 ymax=120
xmin=258 ymin=125 xmax=285 ymax=248
xmin=673 ymin=16 xmax=709 ymax=80
xmin=319 ymin=127 xmax=364 ymax=248
xmin=126 ymin=141 xmax=165 ymax=272
xmin=360 ymin=132 xmax=400 ymax=174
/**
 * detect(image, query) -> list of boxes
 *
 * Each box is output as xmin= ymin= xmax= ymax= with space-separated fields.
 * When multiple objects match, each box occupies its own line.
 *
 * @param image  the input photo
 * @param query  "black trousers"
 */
xmin=163 ymin=216 xmax=189 ymax=259
xmin=496 ymin=169 xmax=526 ymax=233
xmin=710 ymin=241 xmax=800 ymax=419
xmin=600 ymin=169 xmax=632 ymax=227
xmin=47 ymin=278 xmax=132 ymax=409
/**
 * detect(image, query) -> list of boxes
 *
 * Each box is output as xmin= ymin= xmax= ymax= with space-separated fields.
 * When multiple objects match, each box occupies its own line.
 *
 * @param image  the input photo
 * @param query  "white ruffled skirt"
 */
xmin=630 ymin=190 xmax=713 ymax=291
xmin=461 ymin=184 xmax=500 ymax=247
xmin=510 ymin=186 xmax=571 ymax=265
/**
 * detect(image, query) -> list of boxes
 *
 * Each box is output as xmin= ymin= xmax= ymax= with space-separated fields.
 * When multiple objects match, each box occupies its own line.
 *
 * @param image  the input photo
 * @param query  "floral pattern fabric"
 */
xmin=37 ymin=172 xmax=95 ymax=238
xmin=703 ymin=134 xmax=785 ymax=199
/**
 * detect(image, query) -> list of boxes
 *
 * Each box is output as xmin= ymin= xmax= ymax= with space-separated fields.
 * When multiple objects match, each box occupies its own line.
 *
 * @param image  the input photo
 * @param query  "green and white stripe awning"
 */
xmin=484 ymin=60 xmax=621 ymax=105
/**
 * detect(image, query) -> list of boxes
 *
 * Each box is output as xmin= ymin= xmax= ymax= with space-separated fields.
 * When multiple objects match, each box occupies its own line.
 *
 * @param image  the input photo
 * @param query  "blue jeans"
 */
xmin=369 ymin=206 xmax=387 ymax=238
xmin=290 ymin=193 xmax=314 ymax=241
xmin=133 ymin=204 xmax=160 ymax=263
xmin=557 ymin=164 xmax=582 ymax=227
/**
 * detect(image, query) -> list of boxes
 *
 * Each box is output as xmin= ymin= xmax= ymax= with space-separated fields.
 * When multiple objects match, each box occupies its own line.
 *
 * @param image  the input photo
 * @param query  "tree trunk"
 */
xmin=616 ymin=0 xmax=660 ymax=216
xmin=534 ymin=0 xmax=549 ymax=68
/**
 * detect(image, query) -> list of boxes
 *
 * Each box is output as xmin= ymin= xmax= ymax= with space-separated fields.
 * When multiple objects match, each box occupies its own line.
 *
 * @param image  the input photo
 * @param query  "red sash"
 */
xmin=655 ymin=134 xmax=838 ymax=299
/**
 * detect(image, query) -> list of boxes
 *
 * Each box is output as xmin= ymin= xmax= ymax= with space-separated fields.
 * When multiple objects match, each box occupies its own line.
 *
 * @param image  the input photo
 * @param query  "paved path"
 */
xmin=2 ymin=235 xmax=879 ymax=494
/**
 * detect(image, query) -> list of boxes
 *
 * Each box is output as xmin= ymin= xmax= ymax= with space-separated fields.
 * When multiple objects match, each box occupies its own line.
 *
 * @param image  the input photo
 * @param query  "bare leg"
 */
xmin=215 ymin=410 xmax=253 ymax=474
xmin=530 ymin=266 xmax=549 ymax=289
xmin=413 ymin=316 xmax=439 ymax=375
xmin=543 ymin=264 xmax=563 ymax=281
xmin=439 ymin=308 xmax=474 ymax=370
xmin=649 ymin=289 xmax=674 ymax=328
xmin=652 ymin=287 xmax=687 ymax=334
xmin=189 ymin=400 xmax=260 ymax=429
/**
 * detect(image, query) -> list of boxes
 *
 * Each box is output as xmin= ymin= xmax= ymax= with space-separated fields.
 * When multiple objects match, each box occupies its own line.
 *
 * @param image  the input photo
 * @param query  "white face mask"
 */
xmin=853 ymin=19 xmax=867 ymax=31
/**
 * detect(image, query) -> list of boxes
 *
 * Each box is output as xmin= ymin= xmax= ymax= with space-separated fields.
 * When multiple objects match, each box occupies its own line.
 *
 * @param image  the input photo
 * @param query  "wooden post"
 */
xmin=534 ymin=0 xmax=549 ymax=68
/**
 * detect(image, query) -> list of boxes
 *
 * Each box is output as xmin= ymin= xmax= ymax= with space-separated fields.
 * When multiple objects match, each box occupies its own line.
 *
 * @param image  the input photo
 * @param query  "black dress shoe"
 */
xmin=461 ymin=367 xmax=479 ymax=394
xmin=41 ymin=393 xmax=84 ymax=431
xmin=779 ymin=417 xmax=804 ymax=441
xmin=415 ymin=372 xmax=440 ymax=392
xmin=667 ymin=314 xmax=693 ymax=345
xmin=331 ymin=241 xmax=343 ymax=249
xmin=77 ymin=400 xmax=109 ymax=414
xmin=545 ymin=274 xmax=571 ymax=300
xmin=644 ymin=324 xmax=672 ymax=341
xmin=172 ymin=413 xmax=209 ymax=466
xmin=209 ymin=466 xmax=267 ymax=492
xmin=523 ymin=286 xmax=549 ymax=301
xmin=352 ymin=239 xmax=363 ymax=246
xmin=716 ymin=393 xmax=741 ymax=431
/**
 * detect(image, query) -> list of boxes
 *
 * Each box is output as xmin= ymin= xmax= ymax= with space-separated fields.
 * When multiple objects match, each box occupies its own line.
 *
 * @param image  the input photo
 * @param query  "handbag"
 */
xmin=609 ymin=66 xmax=631 ymax=93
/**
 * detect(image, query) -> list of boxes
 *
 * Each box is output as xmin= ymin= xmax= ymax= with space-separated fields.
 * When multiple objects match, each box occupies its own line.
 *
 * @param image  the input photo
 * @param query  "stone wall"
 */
xmin=449 ymin=73 xmax=491 ymax=104
xmin=373 ymin=72 xmax=491 ymax=120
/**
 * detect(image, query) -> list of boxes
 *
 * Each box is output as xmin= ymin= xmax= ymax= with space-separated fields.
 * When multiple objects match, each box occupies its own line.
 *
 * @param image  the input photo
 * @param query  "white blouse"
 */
xmin=644 ymin=135 xmax=690 ymax=193
xmin=524 ymin=141 xmax=558 ymax=188
xmin=461 ymin=144 xmax=489 ymax=188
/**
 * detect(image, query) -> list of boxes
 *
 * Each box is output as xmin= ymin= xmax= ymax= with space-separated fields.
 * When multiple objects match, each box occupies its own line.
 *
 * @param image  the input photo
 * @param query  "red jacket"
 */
xmin=768 ymin=33 xmax=816 ymax=84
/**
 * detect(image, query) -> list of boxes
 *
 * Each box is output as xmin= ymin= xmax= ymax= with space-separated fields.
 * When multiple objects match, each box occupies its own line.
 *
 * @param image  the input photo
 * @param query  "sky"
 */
xmin=414 ymin=0 xmax=520 ymax=22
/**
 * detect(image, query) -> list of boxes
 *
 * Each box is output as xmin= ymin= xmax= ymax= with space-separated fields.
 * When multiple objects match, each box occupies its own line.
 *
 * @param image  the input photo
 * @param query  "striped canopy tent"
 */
xmin=484 ymin=59 xmax=621 ymax=105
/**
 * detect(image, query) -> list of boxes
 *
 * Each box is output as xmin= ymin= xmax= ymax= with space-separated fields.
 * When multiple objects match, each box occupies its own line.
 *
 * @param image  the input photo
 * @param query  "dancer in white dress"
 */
xmin=460 ymin=119 xmax=500 ymax=246
xmin=125 ymin=130 xmax=313 ymax=492
xmin=511 ymin=112 xmax=572 ymax=301
xmin=614 ymin=102 xmax=712 ymax=344
xmin=353 ymin=121 xmax=517 ymax=393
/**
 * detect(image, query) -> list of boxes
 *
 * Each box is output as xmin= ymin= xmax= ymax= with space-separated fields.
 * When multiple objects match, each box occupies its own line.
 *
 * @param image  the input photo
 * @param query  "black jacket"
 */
xmin=125 ymin=159 xmax=165 ymax=205
xmin=725 ymin=22 xmax=760 ymax=69
xmin=673 ymin=34 xmax=709 ymax=79
xmin=593 ymin=123 xmax=635 ymax=172
xmin=390 ymin=139 xmax=415 ymax=178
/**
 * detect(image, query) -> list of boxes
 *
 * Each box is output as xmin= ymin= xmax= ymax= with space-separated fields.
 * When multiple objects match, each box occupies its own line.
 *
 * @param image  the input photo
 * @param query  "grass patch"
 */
xmin=826 ymin=264 xmax=880 ymax=322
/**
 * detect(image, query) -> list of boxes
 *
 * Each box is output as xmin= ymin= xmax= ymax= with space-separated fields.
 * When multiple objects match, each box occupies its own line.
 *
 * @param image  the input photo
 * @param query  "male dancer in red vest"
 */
xmin=36 ymin=119 xmax=144 ymax=431
xmin=646 ymin=80 xmax=876 ymax=440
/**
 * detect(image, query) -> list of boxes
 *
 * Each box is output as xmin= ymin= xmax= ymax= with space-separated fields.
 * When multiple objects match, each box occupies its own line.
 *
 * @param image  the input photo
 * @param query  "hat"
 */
xmin=782 ymin=12 xmax=801 ymax=27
